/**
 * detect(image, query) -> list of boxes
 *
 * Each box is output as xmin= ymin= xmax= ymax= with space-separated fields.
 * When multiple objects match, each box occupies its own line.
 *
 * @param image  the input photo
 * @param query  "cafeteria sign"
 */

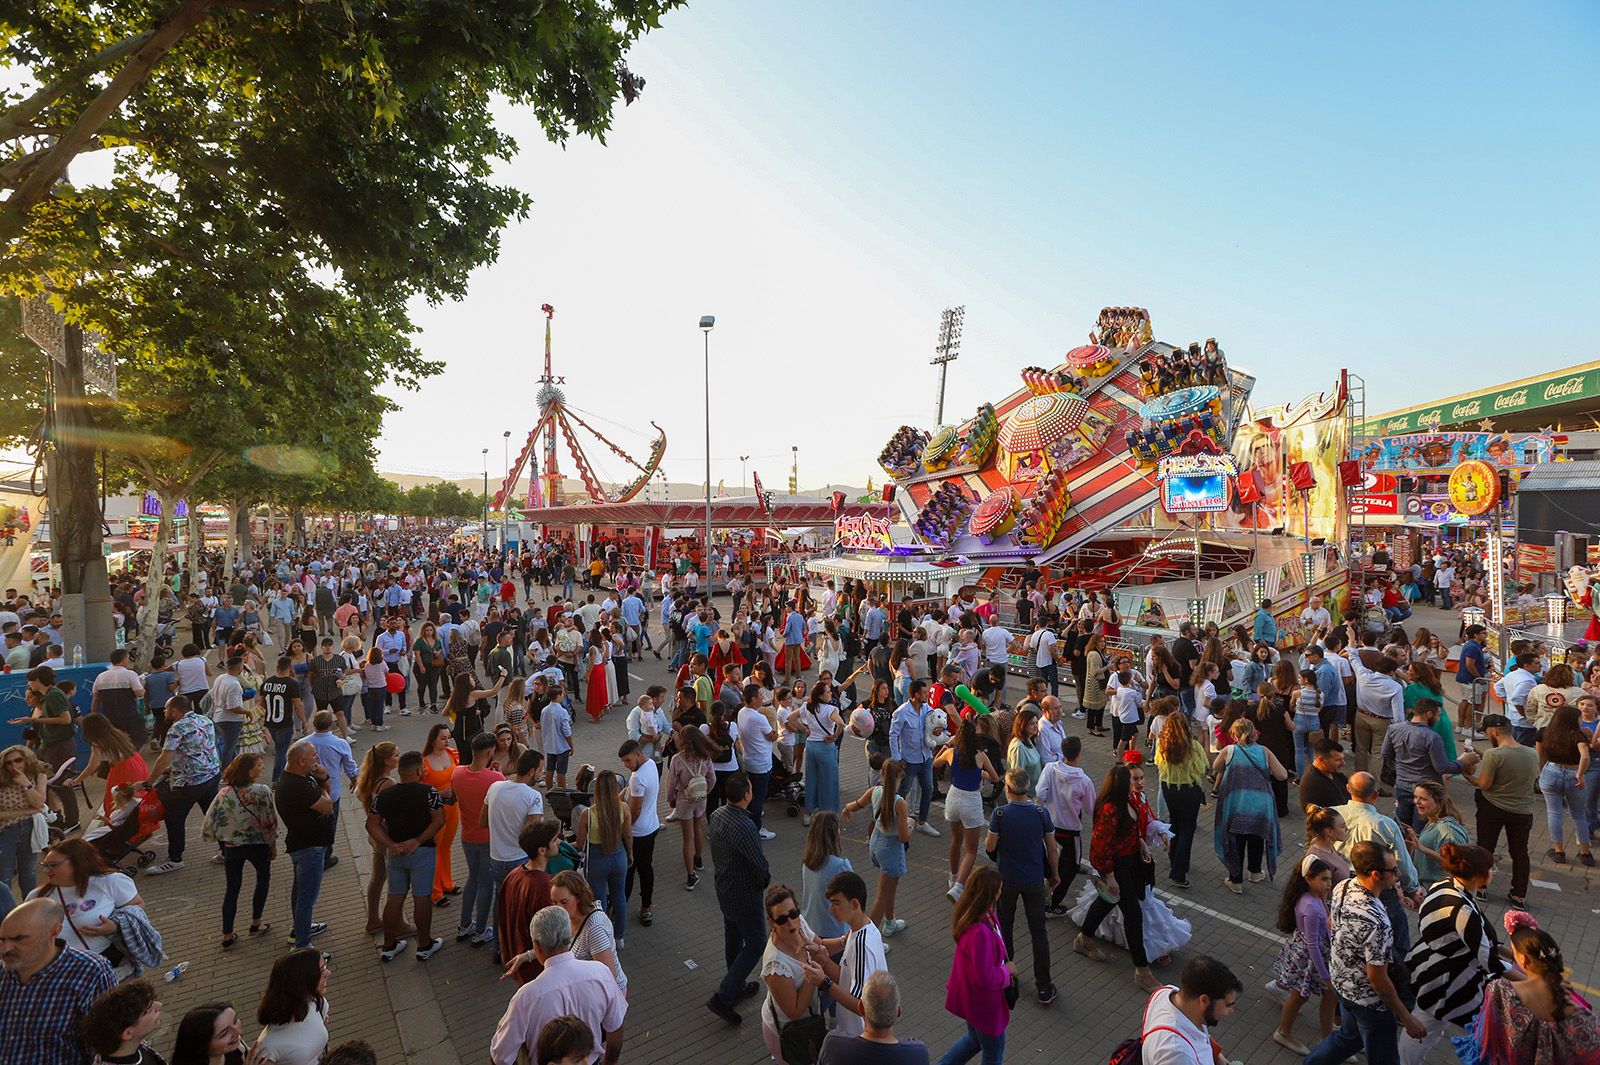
xmin=1358 ymin=367 xmax=1600 ymax=435
xmin=835 ymin=514 xmax=892 ymax=551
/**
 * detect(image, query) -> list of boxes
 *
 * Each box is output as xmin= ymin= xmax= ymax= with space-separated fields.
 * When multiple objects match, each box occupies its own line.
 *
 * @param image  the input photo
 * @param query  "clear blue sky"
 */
xmin=381 ymin=1 xmax=1600 ymax=489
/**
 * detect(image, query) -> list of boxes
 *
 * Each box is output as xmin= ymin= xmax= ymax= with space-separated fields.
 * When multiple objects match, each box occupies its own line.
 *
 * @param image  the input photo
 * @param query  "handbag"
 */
xmin=769 ymin=1000 xmax=827 ymax=1065
xmin=338 ymin=654 xmax=363 ymax=697
xmin=29 ymin=810 xmax=48 ymax=850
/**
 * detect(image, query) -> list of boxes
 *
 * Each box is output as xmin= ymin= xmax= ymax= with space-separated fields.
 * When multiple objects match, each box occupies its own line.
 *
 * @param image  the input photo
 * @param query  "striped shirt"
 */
xmin=1407 ymin=881 xmax=1504 ymax=1026
xmin=833 ymin=921 xmax=888 ymax=1037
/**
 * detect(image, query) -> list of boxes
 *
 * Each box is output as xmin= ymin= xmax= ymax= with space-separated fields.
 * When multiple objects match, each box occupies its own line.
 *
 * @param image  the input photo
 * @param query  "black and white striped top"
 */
xmin=1406 ymin=879 xmax=1504 ymax=1026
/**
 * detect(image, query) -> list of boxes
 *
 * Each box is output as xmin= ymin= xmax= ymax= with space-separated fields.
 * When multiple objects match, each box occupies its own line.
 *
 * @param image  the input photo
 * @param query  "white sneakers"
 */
xmin=916 ymin=821 xmax=941 ymax=838
xmin=758 ymin=829 xmax=776 ymax=840
xmin=146 ymin=860 xmax=184 ymax=875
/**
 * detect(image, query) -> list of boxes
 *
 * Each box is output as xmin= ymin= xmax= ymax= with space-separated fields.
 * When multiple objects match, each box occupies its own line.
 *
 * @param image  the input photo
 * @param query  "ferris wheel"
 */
xmin=491 ymin=305 xmax=667 ymax=513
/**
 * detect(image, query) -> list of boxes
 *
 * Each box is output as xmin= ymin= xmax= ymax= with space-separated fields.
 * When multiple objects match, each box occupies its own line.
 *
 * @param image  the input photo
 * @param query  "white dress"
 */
xmin=604 ymin=642 xmax=619 ymax=706
xmin=1068 ymin=820 xmax=1191 ymax=959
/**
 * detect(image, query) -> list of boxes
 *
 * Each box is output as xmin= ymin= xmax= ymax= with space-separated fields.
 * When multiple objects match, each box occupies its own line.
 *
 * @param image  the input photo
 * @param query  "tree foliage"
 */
xmin=398 ymin=480 xmax=479 ymax=518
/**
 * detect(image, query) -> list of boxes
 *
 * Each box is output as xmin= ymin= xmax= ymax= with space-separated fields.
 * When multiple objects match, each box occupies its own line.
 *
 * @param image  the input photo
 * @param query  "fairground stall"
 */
xmin=801 ymin=511 xmax=981 ymax=612
xmin=867 ymin=307 xmax=1352 ymax=652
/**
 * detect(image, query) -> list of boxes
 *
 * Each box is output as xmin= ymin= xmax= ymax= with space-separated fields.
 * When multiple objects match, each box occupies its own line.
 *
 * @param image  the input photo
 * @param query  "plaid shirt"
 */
xmin=0 ymin=941 xmax=115 ymax=1065
xmin=708 ymin=804 xmax=769 ymax=916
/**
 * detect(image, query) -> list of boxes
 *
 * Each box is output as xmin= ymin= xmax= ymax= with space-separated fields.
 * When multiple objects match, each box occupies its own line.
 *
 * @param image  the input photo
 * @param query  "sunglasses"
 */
xmin=771 ymin=908 xmax=802 ymax=926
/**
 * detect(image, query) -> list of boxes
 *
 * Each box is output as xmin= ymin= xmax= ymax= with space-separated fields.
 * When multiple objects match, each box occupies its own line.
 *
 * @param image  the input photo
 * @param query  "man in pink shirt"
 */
xmin=490 ymin=905 xmax=627 ymax=1065
xmin=451 ymin=732 xmax=505 ymax=945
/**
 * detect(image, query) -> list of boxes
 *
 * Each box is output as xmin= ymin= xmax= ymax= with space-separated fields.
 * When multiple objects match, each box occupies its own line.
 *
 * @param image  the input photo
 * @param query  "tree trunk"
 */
xmin=49 ymin=324 xmax=114 ymax=661
xmin=222 ymin=501 xmax=238 ymax=577
xmin=235 ymin=502 xmax=252 ymax=563
xmin=291 ymin=507 xmax=305 ymax=548
xmin=186 ymin=504 xmax=204 ymax=595
xmin=134 ymin=488 xmax=176 ymax=667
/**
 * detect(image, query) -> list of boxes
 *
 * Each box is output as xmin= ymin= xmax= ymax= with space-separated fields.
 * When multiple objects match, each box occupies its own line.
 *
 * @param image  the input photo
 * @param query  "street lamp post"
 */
xmin=502 ymin=430 xmax=511 ymax=564
xmin=481 ymin=447 xmax=489 ymax=550
xmin=700 ymin=315 xmax=715 ymax=594
xmin=740 ymin=455 xmax=749 ymax=496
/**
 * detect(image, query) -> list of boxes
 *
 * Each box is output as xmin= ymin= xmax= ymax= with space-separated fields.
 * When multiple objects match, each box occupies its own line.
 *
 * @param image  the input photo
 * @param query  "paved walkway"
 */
xmin=123 ymin=595 xmax=1599 ymax=1064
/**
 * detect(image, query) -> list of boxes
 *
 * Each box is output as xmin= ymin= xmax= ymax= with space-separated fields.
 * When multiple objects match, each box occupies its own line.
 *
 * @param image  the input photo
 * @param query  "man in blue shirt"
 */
xmin=307 ymin=710 xmax=358 ymax=866
xmin=1252 ymin=599 xmax=1278 ymax=647
xmin=212 ymin=597 xmax=240 ymax=647
xmin=985 ymin=766 xmax=1060 ymax=1005
xmin=690 ymin=612 xmax=713 ymax=658
xmin=621 ymin=591 xmax=653 ymax=658
xmin=1493 ymin=651 xmax=1542 ymax=745
xmin=888 ymin=681 xmax=940 ymax=838
xmin=1455 ymin=623 xmax=1490 ymax=732
xmin=781 ymin=606 xmax=807 ymax=685
xmin=1305 ymin=645 xmax=1348 ymax=741
xmin=864 ymin=599 xmax=887 ymax=643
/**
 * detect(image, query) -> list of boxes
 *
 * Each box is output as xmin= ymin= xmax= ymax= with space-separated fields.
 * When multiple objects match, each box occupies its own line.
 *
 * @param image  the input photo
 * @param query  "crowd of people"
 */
xmin=2 ymin=528 xmax=1598 ymax=1065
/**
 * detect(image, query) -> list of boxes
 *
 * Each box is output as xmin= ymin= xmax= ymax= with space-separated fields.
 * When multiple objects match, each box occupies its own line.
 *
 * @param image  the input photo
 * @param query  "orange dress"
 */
xmin=422 ymin=749 xmax=460 ymax=900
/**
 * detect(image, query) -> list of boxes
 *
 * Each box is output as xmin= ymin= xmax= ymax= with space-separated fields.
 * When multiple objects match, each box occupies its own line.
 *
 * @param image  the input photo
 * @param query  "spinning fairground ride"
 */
xmin=870 ymin=306 xmax=1353 ymax=649
xmin=491 ymin=305 xmax=668 ymax=525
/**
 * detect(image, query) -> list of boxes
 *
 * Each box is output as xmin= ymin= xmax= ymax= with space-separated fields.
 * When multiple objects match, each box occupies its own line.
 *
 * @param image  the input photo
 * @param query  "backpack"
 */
xmin=1108 ymin=985 xmax=1192 ymax=1065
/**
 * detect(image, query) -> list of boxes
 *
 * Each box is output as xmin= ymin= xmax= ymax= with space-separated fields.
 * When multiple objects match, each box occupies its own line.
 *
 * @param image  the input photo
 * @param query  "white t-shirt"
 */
xmin=736 ymin=706 xmax=775 ymax=773
xmin=1111 ymin=685 xmax=1144 ymax=724
xmin=1299 ymin=607 xmax=1331 ymax=631
xmin=210 ymin=673 xmax=246 ymax=724
xmin=1197 ymin=679 xmax=1218 ymax=713
xmin=981 ymin=625 xmax=1011 ymax=662
xmin=173 ymin=656 xmax=209 ymax=695
xmin=91 ymin=666 xmax=144 ymax=694
xmin=628 ymin=758 xmax=660 ymax=837
xmin=833 ymin=921 xmax=889 ymax=1037
xmin=701 ymin=721 xmax=741 ymax=772
xmin=254 ymin=999 xmax=330 ymax=1065
xmin=1033 ymin=629 xmax=1058 ymax=668
xmin=485 ymin=780 xmax=545 ymax=863
xmin=1139 ymin=986 xmax=1209 ymax=1065
xmin=32 ymin=872 xmax=137 ymax=956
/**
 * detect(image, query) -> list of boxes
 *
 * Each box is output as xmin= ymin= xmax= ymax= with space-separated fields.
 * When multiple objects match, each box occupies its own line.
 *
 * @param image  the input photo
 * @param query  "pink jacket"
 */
xmin=944 ymin=913 xmax=1011 ymax=1037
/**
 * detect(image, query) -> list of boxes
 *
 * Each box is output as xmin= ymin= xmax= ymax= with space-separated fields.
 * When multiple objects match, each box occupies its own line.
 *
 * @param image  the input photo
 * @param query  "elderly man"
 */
xmin=816 ymin=970 xmax=929 ymax=1065
xmin=0 ymin=898 xmax=116 ymax=1065
xmin=1334 ymin=772 xmax=1420 ymax=966
xmin=490 ymin=905 xmax=626 ymax=1065
xmin=276 ymin=739 xmax=335 ymax=948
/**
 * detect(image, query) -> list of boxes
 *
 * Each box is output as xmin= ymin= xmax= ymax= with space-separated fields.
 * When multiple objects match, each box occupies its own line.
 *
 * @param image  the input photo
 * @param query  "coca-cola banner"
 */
xmin=1355 ymin=368 xmax=1599 ymax=435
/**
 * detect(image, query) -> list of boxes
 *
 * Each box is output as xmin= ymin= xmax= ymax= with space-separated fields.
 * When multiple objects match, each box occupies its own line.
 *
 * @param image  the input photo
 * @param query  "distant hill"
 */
xmin=381 ymin=472 xmax=871 ymax=503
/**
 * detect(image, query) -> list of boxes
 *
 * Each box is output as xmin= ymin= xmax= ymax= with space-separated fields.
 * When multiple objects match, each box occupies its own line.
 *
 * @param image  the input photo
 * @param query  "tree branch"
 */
xmin=0 ymin=31 xmax=158 ymax=142
xmin=0 ymin=0 xmax=216 ymax=245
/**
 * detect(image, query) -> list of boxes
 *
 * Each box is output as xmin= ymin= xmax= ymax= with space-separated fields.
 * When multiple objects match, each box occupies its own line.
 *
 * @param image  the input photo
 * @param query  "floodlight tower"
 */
xmin=931 ymin=305 xmax=965 ymax=425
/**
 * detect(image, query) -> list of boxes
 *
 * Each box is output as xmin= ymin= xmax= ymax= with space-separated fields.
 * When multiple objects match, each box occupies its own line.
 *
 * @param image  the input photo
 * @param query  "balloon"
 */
xmin=385 ymin=671 xmax=406 ymax=694
xmin=849 ymin=707 xmax=875 ymax=738
xmin=953 ymin=684 xmax=990 ymax=717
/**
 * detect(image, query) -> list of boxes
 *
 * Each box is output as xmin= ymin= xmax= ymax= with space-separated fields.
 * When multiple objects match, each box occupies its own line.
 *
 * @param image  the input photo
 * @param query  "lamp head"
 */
xmin=699 ymin=315 xmax=715 ymax=330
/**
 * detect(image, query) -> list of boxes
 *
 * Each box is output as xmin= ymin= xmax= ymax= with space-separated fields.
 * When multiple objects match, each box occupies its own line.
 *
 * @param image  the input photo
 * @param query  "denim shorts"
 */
xmin=869 ymin=828 xmax=907 ymax=877
xmin=387 ymin=846 xmax=437 ymax=897
xmin=545 ymin=751 xmax=570 ymax=775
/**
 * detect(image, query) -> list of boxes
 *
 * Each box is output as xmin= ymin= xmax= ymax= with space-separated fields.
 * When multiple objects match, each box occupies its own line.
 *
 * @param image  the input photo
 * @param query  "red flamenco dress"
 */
xmin=1582 ymin=582 xmax=1600 ymax=643
xmin=707 ymin=637 xmax=747 ymax=679
xmin=774 ymin=643 xmax=812 ymax=673
xmin=584 ymin=647 xmax=609 ymax=721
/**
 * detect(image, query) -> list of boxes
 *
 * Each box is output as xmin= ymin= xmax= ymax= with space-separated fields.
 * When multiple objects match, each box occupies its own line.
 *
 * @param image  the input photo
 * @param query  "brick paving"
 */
xmin=116 ymin=596 xmax=1600 ymax=1064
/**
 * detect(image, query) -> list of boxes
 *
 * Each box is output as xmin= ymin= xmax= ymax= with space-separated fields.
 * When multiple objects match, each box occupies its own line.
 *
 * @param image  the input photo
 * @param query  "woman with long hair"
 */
xmin=28 ymin=837 xmax=145 ymax=964
xmin=549 ymin=870 xmax=627 ymax=993
xmin=1082 ymin=633 xmax=1109 ymax=737
xmin=253 ymin=948 xmax=330 ymax=1065
xmin=862 ymin=679 xmax=896 ymax=765
xmin=360 ymin=646 xmax=389 ymax=732
xmin=1073 ymin=763 xmax=1161 ymax=994
xmin=1148 ymin=641 xmax=1182 ymax=700
xmin=201 ymin=753 xmax=277 ymax=948
xmin=1404 ymin=660 xmax=1456 ymax=759
xmin=412 ymin=620 xmax=445 ymax=712
xmin=1304 ymin=804 xmax=1352 ymax=882
xmin=1400 ymin=843 xmax=1503 ymax=1064
xmin=1465 ymin=915 xmax=1600 ymax=1065
xmin=935 ymin=717 xmax=1001 ymax=901
xmin=935 ymin=866 xmax=1011 ymax=1065
xmin=798 ymin=681 xmax=845 ymax=818
xmin=70 ymin=716 xmax=148 ymax=818
xmin=799 ymin=811 xmax=853 ymax=939
xmin=443 ymin=670 xmax=506 ymax=749
xmin=664 ymin=725 xmax=716 ymax=889
xmin=1255 ymin=664 xmax=1298 ymax=816
xmin=1403 ymin=779 xmax=1469 ymax=884
xmin=421 ymin=723 xmax=461 ymax=905
xmin=1153 ymin=707 xmax=1207 ymax=888
xmin=1006 ymin=709 xmax=1043 ymax=796
xmin=842 ymin=757 xmax=912 ymax=936
xmin=1212 ymin=718 xmax=1287 ymax=892
xmin=584 ymin=629 xmax=610 ymax=721
xmin=0 ymin=744 xmax=48 ymax=911
xmin=703 ymin=701 xmax=740 ymax=814
xmin=1537 ymin=705 xmax=1593 ymax=865
xmin=169 ymin=1003 xmax=246 ymax=1065
xmin=576 ymin=769 xmax=633 ymax=942
xmin=490 ymin=723 xmax=528 ymax=776
xmin=1270 ymin=855 xmax=1337 ymax=1054
xmin=889 ymin=638 xmax=913 ymax=704
xmin=355 ymin=741 xmax=406 ymax=934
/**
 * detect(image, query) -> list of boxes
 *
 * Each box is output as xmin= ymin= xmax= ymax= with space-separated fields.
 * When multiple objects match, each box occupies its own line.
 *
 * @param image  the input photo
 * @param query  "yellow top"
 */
xmin=1154 ymin=742 xmax=1210 ymax=787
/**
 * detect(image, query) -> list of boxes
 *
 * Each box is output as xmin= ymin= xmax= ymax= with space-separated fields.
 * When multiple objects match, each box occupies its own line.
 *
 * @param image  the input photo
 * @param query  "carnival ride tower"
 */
xmin=491 ymin=305 xmax=668 ymax=513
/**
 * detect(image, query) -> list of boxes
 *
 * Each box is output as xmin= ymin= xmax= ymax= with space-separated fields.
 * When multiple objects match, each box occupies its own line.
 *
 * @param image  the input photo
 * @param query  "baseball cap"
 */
xmin=1481 ymin=714 xmax=1511 ymax=731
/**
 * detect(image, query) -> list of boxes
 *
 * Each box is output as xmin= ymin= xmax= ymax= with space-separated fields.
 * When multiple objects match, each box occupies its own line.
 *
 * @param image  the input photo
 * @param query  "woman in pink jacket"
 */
xmin=936 ymin=866 xmax=1013 ymax=1064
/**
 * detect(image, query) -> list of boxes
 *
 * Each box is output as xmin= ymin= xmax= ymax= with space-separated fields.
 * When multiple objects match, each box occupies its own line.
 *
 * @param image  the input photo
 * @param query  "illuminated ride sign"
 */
xmin=835 ymin=514 xmax=893 ymax=551
xmin=1446 ymin=459 xmax=1500 ymax=517
xmin=1157 ymin=452 xmax=1238 ymax=514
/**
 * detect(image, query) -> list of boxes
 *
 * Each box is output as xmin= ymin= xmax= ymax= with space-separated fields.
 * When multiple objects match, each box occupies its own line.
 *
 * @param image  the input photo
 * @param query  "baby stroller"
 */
xmin=546 ymin=763 xmax=595 ymax=838
xmin=86 ymin=785 xmax=164 ymax=877
xmin=767 ymin=760 xmax=805 ymax=817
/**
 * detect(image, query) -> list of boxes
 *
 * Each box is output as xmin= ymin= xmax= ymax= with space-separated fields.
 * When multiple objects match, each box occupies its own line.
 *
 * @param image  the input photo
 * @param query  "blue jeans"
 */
xmin=936 ymin=1023 xmax=1006 ymax=1065
xmin=1540 ymin=762 xmax=1592 ymax=848
xmin=1037 ymin=661 xmax=1059 ymax=698
xmin=361 ymin=688 xmax=385 ymax=727
xmin=747 ymin=769 xmax=771 ymax=829
xmin=715 ymin=905 xmax=767 ymax=1006
xmin=587 ymin=844 xmax=628 ymax=941
xmin=459 ymin=841 xmax=494 ymax=933
xmin=899 ymin=757 xmax=934 ymax=823
xmin=1293 ymin=713 xmax=1320 ymax=776
xmin=804 ymin=740 xmax=840 ymax=813
xmin=1305 ymin=997 xmax=1399 ymax=1065
xmin=0 ymin=818 xmax=37 ymax=917
xmin=214 ymin=720 xmax=243 ymax=772
xmin=325 ymin=799 xmax=340 ymax=863
xmin=268 ymin=725 xmax=294 ymax=781
xmin=1585 ymin=765 xmax=1600 ymax=837
xmin=1395 ymin=793 xmax=1423 ymax=834
xmin=288 ymin=846 xmax=327 ymax=947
